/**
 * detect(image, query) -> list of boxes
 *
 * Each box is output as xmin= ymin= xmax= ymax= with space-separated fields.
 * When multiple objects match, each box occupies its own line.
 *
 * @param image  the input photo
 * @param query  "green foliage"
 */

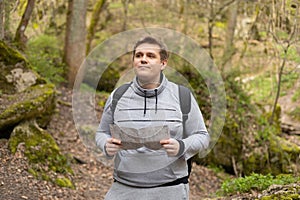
xmin=96 ymin=64 xmax=120 ymax=92
xmin=283 ymin=47 xmax=300 ymax=63
xmin=215 ymin=21 xmax=226 ymax=29
xmin=244 ymin=73 xmax=275 ymax=104
xmin=55 ymin=178 xmax=75 ymax=189
xmin=80 ymin=83 xmax=97 ymax=93
xmin=244 ymin=69 xmax=299 ymax=103
xmin=167 ymin=54 xmax=211 ymax=119
xmin=289 ymin=106 xmax=300 ymax=121
xmin=25 ymin=35 xmax=66 ymax=85
xmin=281 ymin=71 xmax=300 ymax=91
xmin=220 ymin=173 xmax=300 ymax=195
xmin=292 ymin=89 xmax=300 ymax=102
xmin=257 ymin=106 xmax=281 ymax=141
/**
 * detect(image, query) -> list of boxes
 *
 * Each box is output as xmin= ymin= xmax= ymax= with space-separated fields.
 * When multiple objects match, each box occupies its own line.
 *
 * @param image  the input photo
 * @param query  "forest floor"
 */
xmin=0 ymin=85 xmax=299 ymax=200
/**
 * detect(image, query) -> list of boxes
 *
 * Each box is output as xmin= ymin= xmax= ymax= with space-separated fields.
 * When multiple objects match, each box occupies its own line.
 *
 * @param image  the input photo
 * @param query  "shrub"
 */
xmin=26 ymin=34 xmax=66 ymax=84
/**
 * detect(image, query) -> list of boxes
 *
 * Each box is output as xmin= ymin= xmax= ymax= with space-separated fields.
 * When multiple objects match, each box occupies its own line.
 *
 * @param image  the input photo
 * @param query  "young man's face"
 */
xmin=133 ymin=43 xmax=167 ymax=88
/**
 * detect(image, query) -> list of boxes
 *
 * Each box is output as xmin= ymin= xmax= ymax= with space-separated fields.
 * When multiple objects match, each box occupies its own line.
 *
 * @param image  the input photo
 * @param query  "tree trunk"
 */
xmin=208 ymin=0 xmax=214 ymax=59
xmin=64 ymin=0 xmax=87 ymax=88
xmin=86 ymin=0 xmax=106 ymax=54
xmin=270 ymin=49 xmax=287 ymax=124
xmin=221 ymin=0 xmax=239 ymax=72
xmin=0 ymin=0 xmax=4 ymax=40
xmin=14 ymin=0 xmax=35 ymax=49
xmin=122 ymin=0 xmax=129 ymax=31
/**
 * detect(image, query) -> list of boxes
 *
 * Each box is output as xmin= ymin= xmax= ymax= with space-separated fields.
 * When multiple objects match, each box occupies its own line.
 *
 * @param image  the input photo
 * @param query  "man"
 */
xmin=95 ymin=36 xmax=210 ymax=199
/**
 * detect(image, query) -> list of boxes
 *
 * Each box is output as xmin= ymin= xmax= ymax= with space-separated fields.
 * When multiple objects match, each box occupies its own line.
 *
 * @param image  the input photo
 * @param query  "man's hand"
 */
xmin=105 ymin=138 xmax=122 ymax=157
xmin=160 ymin=138 xmax=180 ymax=156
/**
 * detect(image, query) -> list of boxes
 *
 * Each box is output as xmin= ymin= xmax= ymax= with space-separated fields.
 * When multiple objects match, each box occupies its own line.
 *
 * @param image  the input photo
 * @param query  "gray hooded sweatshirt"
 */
xmin=95 ymin=74 xmax=210 ymax=187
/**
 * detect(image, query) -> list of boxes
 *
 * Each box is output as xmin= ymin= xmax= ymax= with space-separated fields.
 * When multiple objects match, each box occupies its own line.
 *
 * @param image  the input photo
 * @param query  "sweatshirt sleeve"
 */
xmin=182 ymin=94 xmax=210 ymax=160
xmin=95 ymin=95 xmax=114 ymax=158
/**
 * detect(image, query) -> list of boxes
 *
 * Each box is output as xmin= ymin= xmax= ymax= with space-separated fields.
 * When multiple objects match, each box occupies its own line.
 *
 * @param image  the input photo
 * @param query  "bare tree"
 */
xmin=64 ymin=0 xmax=87 ymax=88
xmin=269 ymin=1 xmax=299 ymax=124
xmin=196 ymin=0 xmax=236 ymax=59
xmin=14 ymin=0 xmax=35 ymax=49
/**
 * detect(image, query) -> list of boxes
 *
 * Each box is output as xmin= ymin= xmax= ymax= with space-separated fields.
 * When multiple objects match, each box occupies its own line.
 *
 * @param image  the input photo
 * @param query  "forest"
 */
xmin=0 ymin=0 xmax=300 ymax=199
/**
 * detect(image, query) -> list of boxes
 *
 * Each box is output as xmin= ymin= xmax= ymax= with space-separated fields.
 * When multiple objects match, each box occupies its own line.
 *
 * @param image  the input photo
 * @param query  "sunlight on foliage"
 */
xmin=289 ymin=106 xmax=300 ymax=121
xmin=292 ymin=89 xmax=300 ymax=102
xmin=219 ymin=173 xmax=300 ymax=195
xmin=25 ymin=34 xmax=66 ymax=85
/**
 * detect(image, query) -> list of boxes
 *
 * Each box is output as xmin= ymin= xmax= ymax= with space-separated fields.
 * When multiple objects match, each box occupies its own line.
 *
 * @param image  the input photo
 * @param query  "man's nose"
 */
xmin=141 ymin=55 xmax=148 ymax=64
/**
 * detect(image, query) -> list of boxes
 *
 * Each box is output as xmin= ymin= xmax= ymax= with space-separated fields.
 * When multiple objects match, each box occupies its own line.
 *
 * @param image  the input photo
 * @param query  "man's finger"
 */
xmin=160 ymin=139 xmax=170 ymax=145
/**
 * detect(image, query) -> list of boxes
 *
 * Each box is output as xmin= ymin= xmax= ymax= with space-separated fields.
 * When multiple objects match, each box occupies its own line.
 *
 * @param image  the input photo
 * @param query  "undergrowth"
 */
xmin=25 ymin=34 xmax=66 ymax=85
xmin=219 ymin=173 xmax=300 ymax=196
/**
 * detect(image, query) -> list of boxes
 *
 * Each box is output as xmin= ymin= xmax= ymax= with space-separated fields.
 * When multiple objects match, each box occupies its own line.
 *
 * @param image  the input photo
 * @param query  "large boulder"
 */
xmin=0 ymin=84 xmax=56 ymax=131
xmin=0 ymin=41 xmax=55 ymax=134
xmin=0 ymin=41 xmax=45 ymax=94
xmin=0 ymin=41 xmax=73 ymax=188
xmin=8 ymin=120 xmax=74 ymax=189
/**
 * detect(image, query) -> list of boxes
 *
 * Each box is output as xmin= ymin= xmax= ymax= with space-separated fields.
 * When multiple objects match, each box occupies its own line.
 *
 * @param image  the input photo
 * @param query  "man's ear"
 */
xmin=161 ymin=60 xmax=167 ymax=70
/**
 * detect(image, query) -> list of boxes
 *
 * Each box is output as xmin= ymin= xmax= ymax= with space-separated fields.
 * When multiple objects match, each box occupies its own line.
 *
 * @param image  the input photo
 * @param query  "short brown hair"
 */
xmin=132 ymin=36 xmax=169 ymax=61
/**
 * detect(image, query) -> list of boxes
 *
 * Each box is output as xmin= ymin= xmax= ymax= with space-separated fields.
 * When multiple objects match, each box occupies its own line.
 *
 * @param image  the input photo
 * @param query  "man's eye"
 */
xmin=135 ymin=54 xmax=142 ymax=58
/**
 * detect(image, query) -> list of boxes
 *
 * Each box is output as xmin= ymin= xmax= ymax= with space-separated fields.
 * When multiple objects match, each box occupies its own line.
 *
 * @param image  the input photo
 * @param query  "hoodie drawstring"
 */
xmin=143 ymin=89 xmax=158 ymax=116
xmin=154 ymin=89 xmax=158 ymax=114
xmin=143 ymin=90 xmax=147 ymax=116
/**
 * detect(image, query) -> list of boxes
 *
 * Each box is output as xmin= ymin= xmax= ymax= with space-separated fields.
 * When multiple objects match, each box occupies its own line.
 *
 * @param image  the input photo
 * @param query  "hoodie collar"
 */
xmin=132 ymin=73 xmax=167 ymax=97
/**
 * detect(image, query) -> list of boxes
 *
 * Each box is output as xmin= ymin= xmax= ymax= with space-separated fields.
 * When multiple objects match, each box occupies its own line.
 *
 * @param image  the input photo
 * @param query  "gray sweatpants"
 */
xmin=104 ymin=181 xmax=189 ymax=200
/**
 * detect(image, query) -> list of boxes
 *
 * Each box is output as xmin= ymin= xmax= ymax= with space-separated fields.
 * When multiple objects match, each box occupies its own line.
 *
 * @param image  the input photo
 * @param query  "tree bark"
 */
xmin=221 ymin=0 xmax=239 ymax=72
xmin=0 ymin=0 xmax=4 ymax=40
xmin=14 ymin=0 xmax=35 ymax=49
xmin=86 ymin=0 xmax=106 ymax=54
xmin=64 ymin=0 xmax=87 ymax=88
xmin=122 ymin=0 xmax=129 ymax=31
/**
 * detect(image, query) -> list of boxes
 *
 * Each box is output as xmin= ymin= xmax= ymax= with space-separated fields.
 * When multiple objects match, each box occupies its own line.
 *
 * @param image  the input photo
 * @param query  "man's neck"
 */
xmin=138 ymin=80 xmax=160 ymax=89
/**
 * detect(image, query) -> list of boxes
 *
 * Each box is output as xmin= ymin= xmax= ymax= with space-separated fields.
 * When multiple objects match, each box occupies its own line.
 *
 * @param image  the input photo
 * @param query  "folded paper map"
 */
xmin=109 ymin=124 xmax=170 ymax=150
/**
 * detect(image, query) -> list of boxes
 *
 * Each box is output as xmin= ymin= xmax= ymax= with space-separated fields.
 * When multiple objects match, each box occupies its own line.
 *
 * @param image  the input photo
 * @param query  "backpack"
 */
xmin=111 ymin=82 xmax=193 ymax=178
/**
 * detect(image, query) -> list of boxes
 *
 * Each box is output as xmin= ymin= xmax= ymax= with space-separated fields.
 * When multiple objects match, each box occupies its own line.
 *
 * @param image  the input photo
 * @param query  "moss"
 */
xmin=243 ymin=150 xmax=271 ymax=175
xmin=0 ymin=84 xmax=56 ymax=130
xmin=0 ymin=41 xmax=27 ymax=66
xmin=28 ymin=168 xmax=38 ymax=178
xmin=0 ymin=40 xmax=47 ymax=94
xmin=55 ymin=178 xmax=75 ymax=189
xmin=261 ymin=193 xmax=300 ymax=200
xmin=8 ymin=121 xmax=74 ymax=188
xmin=268 ymin=135 xmax=300 ymax=174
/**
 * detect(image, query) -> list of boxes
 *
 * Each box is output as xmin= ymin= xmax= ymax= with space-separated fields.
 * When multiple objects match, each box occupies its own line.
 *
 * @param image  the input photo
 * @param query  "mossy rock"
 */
xmin=196 ymin=75 xmax=299 ymax=176
xmin=0 ymin=84 xmax=56 ymax=133
xmin=0 ymin=41 xmax=25 ymax=65
xmin=0 ymin=40 xmax=46 ymax=94
xmin=260 ymin=183 xmax=300 ymax=199
xmin=202 ymin=104 xmax=299 ymax=176
xmin=8 ymin=120 xmax=74 ymax=189
xmin=268 ymin=135 xmax=300 ymax=173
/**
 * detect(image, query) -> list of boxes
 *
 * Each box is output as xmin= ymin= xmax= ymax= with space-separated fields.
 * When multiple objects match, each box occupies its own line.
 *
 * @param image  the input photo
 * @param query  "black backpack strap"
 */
xmin=178 ymin=85 xmax=192 ymax=178
xmin=178 ymin=85 xmax=191 ymax=137
xmin=111 ymin=82 xmax=132 ymax=121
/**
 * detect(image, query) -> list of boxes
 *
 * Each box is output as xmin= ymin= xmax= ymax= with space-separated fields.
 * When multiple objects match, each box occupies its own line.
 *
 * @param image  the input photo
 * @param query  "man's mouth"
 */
xmin=138 ymin=65 xmax=150 ymax=69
